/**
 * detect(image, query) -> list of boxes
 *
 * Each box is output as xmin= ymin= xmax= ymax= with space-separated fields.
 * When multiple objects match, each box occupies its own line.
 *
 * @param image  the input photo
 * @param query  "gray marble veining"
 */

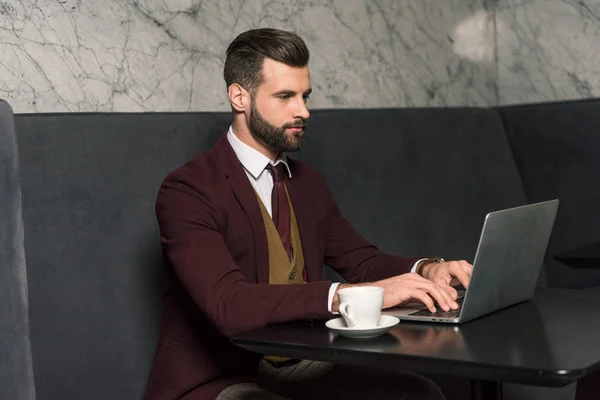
xmin=0 ymin=0 xmax=495 ymax=112
xmin=496 ymin=0 xmax=600 ymax=105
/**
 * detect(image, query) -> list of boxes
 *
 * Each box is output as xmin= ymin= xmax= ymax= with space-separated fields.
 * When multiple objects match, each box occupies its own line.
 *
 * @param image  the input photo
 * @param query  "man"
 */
xmin=145 ymin=28 xmax=473 ymax=400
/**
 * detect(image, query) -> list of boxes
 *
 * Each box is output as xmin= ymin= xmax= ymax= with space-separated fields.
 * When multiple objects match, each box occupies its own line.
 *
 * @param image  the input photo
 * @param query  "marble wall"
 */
xmin=0 ymin=0 xmax=496 ymax=113
xmin=496 ymin=0 xmax=600 ymax=105
xmin=3 ymin=0 xmax=598 ymax=112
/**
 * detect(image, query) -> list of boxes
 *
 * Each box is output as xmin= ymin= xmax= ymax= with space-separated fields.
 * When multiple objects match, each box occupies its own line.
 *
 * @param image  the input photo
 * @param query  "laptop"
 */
xmin=383 ymin=199 xmax=559 ymax=324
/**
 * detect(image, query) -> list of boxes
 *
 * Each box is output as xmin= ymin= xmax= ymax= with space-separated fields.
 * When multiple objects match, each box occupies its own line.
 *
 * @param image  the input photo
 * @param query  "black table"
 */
xmin=232 ymin=288 xmax=600 ymax=400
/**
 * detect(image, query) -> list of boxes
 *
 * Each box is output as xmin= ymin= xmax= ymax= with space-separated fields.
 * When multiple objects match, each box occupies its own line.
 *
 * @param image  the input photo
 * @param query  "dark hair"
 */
xmin=224 ymin=28 xmax=310 ymax=94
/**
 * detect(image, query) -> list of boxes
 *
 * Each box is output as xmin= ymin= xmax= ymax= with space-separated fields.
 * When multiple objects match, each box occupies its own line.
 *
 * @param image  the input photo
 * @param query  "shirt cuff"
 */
xmin=411 ymin=258 xmax=428 ymax=274
xmin=327 ymin=282 xmax=341 ymax=314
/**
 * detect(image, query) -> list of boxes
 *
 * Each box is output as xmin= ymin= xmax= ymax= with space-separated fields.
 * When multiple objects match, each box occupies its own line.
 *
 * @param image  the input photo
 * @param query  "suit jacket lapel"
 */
xmin=213 ymin=133 xmax=269 ymax=284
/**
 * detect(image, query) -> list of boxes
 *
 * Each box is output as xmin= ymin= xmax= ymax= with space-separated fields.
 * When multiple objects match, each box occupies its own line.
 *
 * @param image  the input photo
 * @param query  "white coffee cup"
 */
xmin=337 ymin=286 xmax=384 ymax=328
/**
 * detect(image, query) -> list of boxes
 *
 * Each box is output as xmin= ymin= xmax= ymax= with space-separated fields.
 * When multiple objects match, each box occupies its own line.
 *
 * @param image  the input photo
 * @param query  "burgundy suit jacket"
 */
xmin=144 ymin=133 xmax=422 ymax=400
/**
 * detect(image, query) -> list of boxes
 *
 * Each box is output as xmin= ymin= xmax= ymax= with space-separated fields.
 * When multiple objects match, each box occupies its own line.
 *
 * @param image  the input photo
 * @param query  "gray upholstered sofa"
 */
xmin=1 ymin=98 xmax=599 ymax=399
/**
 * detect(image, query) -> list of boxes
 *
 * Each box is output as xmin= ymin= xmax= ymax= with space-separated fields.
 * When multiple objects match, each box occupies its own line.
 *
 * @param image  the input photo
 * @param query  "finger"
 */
xmin=431 ymin=271 xmax=458 ymax=300
xmin=405 ymin=273 xmax=457 ymax=309
xmin=461 ymin=261 xmax=474 ymax=277
xmin=450 ymin=262 xmax=471 ymax=288
xmin=412 ymin=264 xmax=458 ymax=303
xmin=415 ymin=280 xmax=452 ymax=311
xmin=437 ymin=281 xmax=459 ymax=303
xmin=411 ymin=289 xmax=437 ymax=313
xmin=426 ymin=281 xmax=456 ymax=311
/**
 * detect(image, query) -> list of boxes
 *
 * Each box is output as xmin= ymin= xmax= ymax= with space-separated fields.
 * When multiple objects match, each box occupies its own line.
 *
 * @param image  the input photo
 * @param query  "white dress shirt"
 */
xmin=227 ymin=126 xmax=422 ymax=314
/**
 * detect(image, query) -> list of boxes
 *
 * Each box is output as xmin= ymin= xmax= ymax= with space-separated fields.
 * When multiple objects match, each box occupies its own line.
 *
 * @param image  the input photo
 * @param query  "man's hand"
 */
xmin=331 ymin=273 xmax=459 ymax=314
xmin=420 ymin=260 xmax=473 ymax=298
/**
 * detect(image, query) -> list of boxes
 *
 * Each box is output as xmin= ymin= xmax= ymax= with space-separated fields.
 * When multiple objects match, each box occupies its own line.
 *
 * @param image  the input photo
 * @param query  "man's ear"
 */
xmin=228 ymin=83 xmax=250 ymax=112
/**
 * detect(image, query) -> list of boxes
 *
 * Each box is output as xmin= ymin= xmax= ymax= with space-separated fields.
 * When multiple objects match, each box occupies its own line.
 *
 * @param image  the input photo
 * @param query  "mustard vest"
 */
xmin=255 ymin=184 xmax=305 ymax=365
xmin=255 ymin=185 xmax=305 ymax=285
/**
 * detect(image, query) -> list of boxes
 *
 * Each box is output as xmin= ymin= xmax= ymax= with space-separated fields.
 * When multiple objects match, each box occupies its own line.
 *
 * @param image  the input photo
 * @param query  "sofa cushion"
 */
xmin=0 ymin=101 xmax=36 ymax=400
xmin=498 ymin=99 xmax=600 ymax=288
xmin=15 ymin=112 xmax=228 ymax=400
xmin=15 ymin=107 xmax=528 ymax=399
xmin=298 ymin=108 xmax=528 ymax=279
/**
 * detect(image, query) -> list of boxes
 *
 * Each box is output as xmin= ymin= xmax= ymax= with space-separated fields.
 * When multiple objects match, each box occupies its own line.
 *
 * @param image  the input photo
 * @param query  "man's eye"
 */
xmin=303 ymin=95 xmax=310 ymax=101
xmin=278 ymin=95 xmax=290 ymax=100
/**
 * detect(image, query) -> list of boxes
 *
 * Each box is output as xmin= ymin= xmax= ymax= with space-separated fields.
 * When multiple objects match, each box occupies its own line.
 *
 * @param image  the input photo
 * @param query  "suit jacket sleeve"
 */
xmin=319 ymin=178 xmax=422 ymax=283
xmin=156 ymin=172 xmax=331 ymax=338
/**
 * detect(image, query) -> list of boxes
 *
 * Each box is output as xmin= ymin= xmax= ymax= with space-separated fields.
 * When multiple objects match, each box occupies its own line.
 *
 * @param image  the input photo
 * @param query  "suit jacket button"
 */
xmin=288 ymin=272 xmax=295 ymax=280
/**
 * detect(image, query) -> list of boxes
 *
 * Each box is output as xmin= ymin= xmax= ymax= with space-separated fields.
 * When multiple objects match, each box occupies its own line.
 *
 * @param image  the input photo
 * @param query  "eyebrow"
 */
xmin=272 ymin=89 xmax=313 ymax=97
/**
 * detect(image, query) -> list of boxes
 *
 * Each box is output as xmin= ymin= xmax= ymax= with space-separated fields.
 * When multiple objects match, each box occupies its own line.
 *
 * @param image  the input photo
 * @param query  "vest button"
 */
xmin=288 ymin=272 xmax=295 ymax=280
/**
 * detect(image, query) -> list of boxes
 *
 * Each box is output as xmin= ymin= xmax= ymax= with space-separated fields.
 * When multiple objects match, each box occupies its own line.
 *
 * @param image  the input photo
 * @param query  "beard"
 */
xmin=248 ymin=99 xmax=306 ymax=154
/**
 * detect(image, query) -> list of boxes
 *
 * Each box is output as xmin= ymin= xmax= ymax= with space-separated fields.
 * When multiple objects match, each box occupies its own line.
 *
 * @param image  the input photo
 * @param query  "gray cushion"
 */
xmin=498 ymin=99 xmax=600 ymax=288
xmin=14 ymin=108 xmax=527 ymax=399
xmin=0 ymin=100 xmax=36 ymax=400
xmin=15 ymin=112 xmax=228 ymax=400
xmin=298 ymin=108 xmax=527 ymax=270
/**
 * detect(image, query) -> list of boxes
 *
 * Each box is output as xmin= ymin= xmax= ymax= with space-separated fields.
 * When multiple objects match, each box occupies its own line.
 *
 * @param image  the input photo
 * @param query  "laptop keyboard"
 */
xmin=409 ymin=296 xmax=464 ymax=318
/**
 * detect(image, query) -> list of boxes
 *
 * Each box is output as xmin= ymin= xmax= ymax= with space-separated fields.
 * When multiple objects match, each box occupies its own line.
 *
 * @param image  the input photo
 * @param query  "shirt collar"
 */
xmin=227 ymin=126 xmax=292 ymax=179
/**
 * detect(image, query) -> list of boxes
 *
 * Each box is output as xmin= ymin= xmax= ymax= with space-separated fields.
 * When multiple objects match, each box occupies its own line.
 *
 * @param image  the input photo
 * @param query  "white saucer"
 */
xmin=325 ymin=315 xmax=400 ymax=339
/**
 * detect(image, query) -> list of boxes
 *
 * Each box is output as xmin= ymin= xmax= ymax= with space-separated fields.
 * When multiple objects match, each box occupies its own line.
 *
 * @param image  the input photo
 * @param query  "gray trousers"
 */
xmin=217 ymin=359 xmax=446 ymax=400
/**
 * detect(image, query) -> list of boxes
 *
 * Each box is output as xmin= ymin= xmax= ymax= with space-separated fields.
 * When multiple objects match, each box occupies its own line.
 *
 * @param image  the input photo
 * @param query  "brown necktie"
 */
xmin=268 ymin=163 xmax=292 ymax=259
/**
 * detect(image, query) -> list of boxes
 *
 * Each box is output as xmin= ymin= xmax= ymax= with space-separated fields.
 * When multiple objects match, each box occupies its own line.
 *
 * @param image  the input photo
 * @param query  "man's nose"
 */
xmin=294 ymin=98 xmax=310 ymax=120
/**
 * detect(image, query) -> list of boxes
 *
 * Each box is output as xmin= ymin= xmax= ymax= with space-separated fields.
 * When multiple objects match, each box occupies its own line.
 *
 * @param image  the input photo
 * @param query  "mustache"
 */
xmin=282 ymin=119 xmax=307 ymax=129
